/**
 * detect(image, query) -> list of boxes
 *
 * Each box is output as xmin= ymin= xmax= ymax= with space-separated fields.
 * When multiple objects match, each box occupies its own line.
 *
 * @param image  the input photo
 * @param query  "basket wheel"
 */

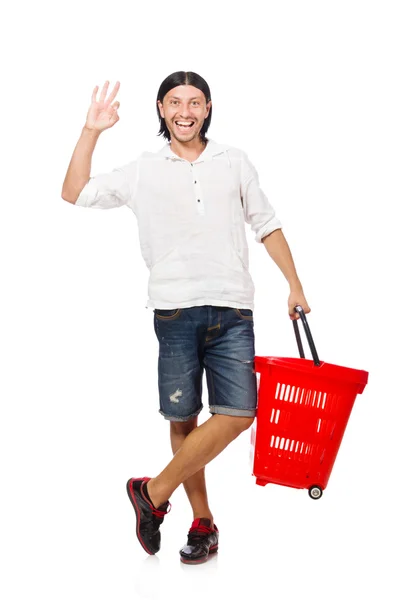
xmin=308 ymin=485 xmax=323 ymax=500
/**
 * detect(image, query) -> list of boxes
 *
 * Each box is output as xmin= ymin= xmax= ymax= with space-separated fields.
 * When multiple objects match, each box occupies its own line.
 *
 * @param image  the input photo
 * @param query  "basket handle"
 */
xmin=292 ymin=305 xmax=321 ymax=367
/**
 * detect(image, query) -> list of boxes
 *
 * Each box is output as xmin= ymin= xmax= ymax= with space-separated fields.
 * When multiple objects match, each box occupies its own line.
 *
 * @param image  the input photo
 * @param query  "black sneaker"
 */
xmin=126 ymin=477 xmax=171 ymax=555
xmin=179 ymin=518 xmax=219 ymax=565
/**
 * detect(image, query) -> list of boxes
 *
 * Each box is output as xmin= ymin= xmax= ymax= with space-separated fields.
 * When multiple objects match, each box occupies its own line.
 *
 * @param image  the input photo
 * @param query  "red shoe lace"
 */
xmin=189 ymin=523 xmax=213 ymax=535
xmin=152 ymin=502 xmax=172 ymax=518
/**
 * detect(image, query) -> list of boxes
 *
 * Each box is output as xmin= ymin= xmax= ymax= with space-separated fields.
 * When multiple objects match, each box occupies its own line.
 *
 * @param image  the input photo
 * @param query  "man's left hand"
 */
xmin=288 ymin=290 xmax=311 ymax=320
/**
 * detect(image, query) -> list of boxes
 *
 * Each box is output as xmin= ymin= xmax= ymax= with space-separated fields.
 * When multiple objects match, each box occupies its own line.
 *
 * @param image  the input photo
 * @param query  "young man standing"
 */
xmin=62 ymin=71 xmax=310 ymax=565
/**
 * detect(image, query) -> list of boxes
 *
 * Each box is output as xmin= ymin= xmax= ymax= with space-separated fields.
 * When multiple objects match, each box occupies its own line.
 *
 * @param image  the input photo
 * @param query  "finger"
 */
xmin=91 ymin=85 xmax=99 ymax=103
xmin=107 ymin=101 xmax=120 ymax=114
xmin=99 ymin=80 xmax=110 ymax=103
xmin=106 ymin=81 xmax=120 ymax=106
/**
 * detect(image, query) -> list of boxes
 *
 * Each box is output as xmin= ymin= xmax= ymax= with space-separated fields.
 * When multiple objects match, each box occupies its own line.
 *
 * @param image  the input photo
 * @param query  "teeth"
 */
xmin=176 ymin=121 xmax=193 ymax=126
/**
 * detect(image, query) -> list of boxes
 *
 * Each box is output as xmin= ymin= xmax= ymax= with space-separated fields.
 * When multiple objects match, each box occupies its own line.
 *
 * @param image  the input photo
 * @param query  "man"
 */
xmin=62 ymin=71 xmax=311 ymax=565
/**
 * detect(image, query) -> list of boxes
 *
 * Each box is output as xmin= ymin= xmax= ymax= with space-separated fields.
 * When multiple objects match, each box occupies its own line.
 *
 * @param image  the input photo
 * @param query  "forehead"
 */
xmin=165 ymin=85 xmax=206 ymax=101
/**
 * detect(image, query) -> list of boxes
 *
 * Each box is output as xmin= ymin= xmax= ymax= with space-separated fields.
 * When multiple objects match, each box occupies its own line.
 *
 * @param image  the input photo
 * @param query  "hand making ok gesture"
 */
xmin=84 ymin=80 xmax=121 ymax=132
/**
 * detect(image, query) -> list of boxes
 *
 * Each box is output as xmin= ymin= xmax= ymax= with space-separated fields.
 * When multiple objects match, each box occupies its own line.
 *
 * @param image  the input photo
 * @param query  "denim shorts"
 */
xmin=153 ymin=305 xmax=257 ymax=421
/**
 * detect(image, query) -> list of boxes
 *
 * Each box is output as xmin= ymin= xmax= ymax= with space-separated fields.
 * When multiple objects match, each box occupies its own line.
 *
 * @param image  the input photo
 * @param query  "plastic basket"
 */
xmin=251 ymin=306 xmax=369 ymax=499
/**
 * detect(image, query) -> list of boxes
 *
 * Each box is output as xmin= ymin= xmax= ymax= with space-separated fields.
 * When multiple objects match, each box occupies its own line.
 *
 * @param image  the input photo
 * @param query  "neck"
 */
xmin=169 ymin=137 xmax=207 ymax=161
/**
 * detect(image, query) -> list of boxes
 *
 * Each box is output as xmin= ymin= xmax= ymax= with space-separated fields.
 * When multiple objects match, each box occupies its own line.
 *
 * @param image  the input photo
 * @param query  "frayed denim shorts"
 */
xmin=153 ymin=305 xmax=258 ymax=421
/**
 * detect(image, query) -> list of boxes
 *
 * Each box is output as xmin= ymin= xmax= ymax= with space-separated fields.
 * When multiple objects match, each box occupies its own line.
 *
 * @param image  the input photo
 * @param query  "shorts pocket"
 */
xmin=154 ymin=308 xmax=182 ymax=320
xmin=233 ymin=308 xmax=253 ymax=320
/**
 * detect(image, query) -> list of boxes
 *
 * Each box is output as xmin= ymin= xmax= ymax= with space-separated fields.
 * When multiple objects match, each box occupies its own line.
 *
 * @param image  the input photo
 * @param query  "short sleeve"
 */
xmin=75 ymin=160 xmax=138 ymax=210
xmin=240 ymin=151 xmax=282 ymax=242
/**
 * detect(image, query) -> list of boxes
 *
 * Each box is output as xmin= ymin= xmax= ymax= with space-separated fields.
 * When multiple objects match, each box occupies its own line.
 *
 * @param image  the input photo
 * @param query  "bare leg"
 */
xmin=147 ymin=414 xmax=254 ymax=508
xmin=170 ymin=417 xmax=214 ymax=527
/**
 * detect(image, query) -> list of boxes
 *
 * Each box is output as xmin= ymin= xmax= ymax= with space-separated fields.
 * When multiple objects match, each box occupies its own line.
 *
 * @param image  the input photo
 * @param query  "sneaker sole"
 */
xmin=126 ymin=478 xmax=154 ymax=555
xmin=180 ymin=545 xmax=218 ymax=565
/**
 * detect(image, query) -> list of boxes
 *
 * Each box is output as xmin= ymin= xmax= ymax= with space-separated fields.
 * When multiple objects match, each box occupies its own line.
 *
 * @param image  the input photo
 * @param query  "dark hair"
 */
xmin=156 ymin=71 xmax=212 ymax=143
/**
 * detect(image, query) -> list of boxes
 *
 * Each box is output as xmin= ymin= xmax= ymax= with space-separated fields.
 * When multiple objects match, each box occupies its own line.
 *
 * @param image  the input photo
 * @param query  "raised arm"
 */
xmin=61 ymin=81 xmax=121 ymax=204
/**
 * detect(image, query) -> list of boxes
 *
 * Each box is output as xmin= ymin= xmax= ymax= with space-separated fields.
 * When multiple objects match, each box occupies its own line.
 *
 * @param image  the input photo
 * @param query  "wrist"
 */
xmin=82 ymin=125 xmax=101 ymax=138
xmin=288 ymin=278 xmax=302 ymax=292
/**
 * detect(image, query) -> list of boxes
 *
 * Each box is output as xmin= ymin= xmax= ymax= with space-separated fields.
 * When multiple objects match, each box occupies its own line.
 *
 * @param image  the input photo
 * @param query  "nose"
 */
xmin=177 ymin=103 xmax=194 ymax=118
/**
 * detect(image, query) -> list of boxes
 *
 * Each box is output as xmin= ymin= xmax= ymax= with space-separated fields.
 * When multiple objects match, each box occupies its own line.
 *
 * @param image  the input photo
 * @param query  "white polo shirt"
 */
xmin=75 ymin=139 xmax=282 ymax=310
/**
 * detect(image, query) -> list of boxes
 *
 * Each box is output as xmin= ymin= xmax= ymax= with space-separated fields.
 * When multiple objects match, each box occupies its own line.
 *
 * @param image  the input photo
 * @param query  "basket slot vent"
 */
xmin=270 ymin=408 xmax=280 ymax=424
xmin=289 ymin=386 xmax=296 ymax=402
xmin=298 ymin=388 xmax=305 ymax=404
xmin=311 ymin=391 xmax=317 ymax=407
xmin=275 ymin=385 xmax=331 ymax=410
xmin=267 ymin=437 xmax=319 ymax=462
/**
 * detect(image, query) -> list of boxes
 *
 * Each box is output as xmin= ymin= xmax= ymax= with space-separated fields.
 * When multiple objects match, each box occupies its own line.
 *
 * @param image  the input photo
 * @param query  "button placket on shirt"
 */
xmin=190 ymin=161 xmax=205 ymax=216
xmin=167 ymin=155 xmax=206 ymax=215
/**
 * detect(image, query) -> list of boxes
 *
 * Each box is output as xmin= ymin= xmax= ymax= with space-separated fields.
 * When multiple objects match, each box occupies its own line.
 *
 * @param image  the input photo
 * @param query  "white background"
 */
xmin=1 ymin=1 xmax=396 ymax=598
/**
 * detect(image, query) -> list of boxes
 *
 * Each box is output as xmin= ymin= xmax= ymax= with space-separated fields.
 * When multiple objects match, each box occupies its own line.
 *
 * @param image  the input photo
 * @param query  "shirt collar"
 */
xmin=157 ymin=139 xmax=230 ymax=163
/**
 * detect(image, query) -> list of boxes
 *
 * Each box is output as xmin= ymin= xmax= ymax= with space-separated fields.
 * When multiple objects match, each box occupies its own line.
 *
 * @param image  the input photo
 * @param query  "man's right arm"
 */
xmin=61 ymin=127 xmax=101 ymax=204
xmin=61 ymin=80 xmax=121 ymax=204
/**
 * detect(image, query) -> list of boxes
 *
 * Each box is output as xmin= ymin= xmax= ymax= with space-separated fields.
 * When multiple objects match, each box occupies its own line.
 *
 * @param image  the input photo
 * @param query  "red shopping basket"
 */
xmin=251 ymin=305 xmax=369 ymax=499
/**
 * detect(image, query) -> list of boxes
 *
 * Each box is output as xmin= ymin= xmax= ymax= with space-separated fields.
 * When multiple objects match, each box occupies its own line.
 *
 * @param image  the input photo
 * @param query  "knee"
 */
xmin=216 ymin=414 xmax=255 ymax=434
xmin=170 ymin=416 xmax=198 ymax=436
xmin=235 ymin=416 xmax=255 ymax=432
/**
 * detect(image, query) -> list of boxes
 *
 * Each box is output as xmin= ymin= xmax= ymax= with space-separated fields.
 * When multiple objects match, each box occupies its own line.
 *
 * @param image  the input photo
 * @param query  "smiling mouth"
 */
xmin=175 ymin=121 xmax=195 ymax=130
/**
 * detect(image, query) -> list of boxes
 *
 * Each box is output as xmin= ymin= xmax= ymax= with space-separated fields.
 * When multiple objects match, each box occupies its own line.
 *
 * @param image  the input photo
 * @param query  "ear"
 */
xmin=157 ymin=100 xmax=165 ymax=119
xmin=206 ymin=100 xmax=212 ymax=117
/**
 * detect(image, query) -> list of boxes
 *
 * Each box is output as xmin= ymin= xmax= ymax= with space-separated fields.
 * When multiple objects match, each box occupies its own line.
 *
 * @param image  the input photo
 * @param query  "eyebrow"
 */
xmin=168 ymin=96 xmax=201 ymax=100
